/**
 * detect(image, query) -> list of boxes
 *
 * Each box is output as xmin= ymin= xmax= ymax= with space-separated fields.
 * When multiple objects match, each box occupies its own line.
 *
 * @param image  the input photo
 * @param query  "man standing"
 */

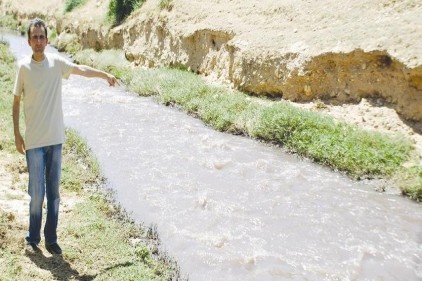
xmin=13 ymin=18 xmax=119 ymax=255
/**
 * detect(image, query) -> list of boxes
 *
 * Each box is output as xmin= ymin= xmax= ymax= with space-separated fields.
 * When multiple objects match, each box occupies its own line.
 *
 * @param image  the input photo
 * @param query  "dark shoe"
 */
xmin=45 ymin=243 xmax=62 ymax=255
xmin=25 ymin=242 xmax=42 ymax=254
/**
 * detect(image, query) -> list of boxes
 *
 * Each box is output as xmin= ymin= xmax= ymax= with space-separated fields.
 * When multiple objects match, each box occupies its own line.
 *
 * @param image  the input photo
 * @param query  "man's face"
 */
xmin=28 ymin=26 xmax=48 ymax=55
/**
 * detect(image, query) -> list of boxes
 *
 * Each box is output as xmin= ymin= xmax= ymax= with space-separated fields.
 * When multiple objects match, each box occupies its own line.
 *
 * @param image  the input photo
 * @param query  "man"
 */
xmin=13 ymin=18 xmax=119 ymax=255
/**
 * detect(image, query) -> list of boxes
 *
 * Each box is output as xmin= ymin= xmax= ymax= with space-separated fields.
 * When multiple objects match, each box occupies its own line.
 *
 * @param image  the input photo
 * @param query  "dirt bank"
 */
xmin=1 ymin=0 xmax=421 ymax=155
xmin=116 ymin=0 xmax=422 ymax=123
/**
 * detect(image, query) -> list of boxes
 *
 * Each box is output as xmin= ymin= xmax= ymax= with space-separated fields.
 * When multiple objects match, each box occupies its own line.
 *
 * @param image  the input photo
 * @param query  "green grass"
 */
xmin=159 ymin=0 xmax=173 ymax=10
xmin=395 ymin=165 xmax=422 ymax=200
xmin=107 ymin=0 xmax=145 ymax=26
xmin=250 ymin=103 xmax=411 ymax=177
xmin=0 ymin=15 xmax=26 ymax=36
xmin=0 ymin=15 xmax=19 ymax=30
xmin=61 ymin=128 xmax=102 ymax=192
xmin=61 ymin=193 xmax=175 ymax=280
xmin=73 ymin=48 xmax=422 ymax=201
xmin=73 ymin=49 xmax=131 ymax=79
xmin=64 ymin=0 xmax=88 ymax=12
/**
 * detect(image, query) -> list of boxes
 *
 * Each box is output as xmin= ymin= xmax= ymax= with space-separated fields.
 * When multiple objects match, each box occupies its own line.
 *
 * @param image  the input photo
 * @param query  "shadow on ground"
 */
xmin=26 ymin=250 xmax=96 ymax=281
xmin=26 ymin=249 xmax=136 ymax=280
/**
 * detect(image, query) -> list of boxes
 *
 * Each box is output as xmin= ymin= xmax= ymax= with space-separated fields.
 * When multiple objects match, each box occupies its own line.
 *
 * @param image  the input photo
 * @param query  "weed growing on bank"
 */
xmin=108 ymin=0 xmax=145 ymax=26
xmin=64 ymin=0 xmax=88 ymax=12
xmin=159 ymin=0 xmax=173 ymax=10
xmin=61 ymin=128 xmax=102 ymax=192
xmin=395 ymin=165 xmax=422 ymax=200
xmin=0 ymin=35 xmax=181 ymax=281
xmin=74 ymin=48 xmax=422 ymax=201
xmin=0 ymin=15 xmax=19 ymax=31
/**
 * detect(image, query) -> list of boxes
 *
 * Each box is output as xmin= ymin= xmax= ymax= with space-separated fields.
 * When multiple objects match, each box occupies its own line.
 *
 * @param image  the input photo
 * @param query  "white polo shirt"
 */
xmin=14 ymin=52 xmax=76 ymax=150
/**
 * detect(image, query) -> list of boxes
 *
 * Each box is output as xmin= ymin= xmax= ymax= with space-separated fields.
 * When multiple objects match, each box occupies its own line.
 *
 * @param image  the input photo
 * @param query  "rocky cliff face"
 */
xmin=3 ymin=0 xmax=422 ymax=121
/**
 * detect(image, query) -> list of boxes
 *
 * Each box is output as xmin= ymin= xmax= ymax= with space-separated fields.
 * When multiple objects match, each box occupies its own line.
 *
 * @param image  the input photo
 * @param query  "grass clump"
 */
xmin=0 ymin=14 xmax=19 ymax=30
xmin=61 ymin=128 xmax=102 ymax=192
xmin=73 ymin=48 xmax=131 ymax=79
xmin=159 ymin=0 xmax=173 ymax=10
xmin=64 ymin=0 xmax=88 ymax=12
xmin=61 ymin=192 xmax=178 ymax=280
xmin=55 ymin=32 xmax=81 ymax=55
xmin=250 ymin=104 xmax=412 ymax=177
xmin=395 ymin=165 xmax=422 ymax=201
xmin=108 ymin=0 xmax=145 ymax=26
xmin=77 ymin=48 xmax=421 ymax=201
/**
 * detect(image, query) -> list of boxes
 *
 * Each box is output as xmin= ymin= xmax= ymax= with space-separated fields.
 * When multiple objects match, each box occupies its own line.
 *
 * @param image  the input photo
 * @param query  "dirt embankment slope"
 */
xmin=118 ymin=0 xmax=422 ymax=122
xmin=2 ymin=0 xmax=422 ymax=153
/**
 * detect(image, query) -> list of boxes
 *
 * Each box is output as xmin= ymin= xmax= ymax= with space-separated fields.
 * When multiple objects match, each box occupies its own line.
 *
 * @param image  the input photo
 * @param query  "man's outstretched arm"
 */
xmin=71 ymin=65 xmax=119 ymax=87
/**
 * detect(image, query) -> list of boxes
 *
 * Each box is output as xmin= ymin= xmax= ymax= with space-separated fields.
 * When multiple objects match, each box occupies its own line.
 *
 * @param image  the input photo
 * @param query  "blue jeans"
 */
xmin=25 ymin=144 xmax=62 ymax=245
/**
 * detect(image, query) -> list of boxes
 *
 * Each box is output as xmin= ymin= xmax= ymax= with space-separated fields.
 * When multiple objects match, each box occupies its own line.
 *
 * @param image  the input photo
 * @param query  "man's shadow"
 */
xmin=26 ymin=249 xmax=134 ymax=281
xmin=26 ymin=250 xmax=96 ymax=281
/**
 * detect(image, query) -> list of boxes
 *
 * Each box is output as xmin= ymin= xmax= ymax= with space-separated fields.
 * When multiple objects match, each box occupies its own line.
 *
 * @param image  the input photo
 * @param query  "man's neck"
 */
xmin=32 ymin=53 xmax=45 ymax=62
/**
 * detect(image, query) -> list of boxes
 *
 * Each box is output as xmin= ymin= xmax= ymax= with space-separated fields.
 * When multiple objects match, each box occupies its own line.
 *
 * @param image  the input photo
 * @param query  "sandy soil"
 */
xmin=161 ymin=0 xmax=421 ymax=68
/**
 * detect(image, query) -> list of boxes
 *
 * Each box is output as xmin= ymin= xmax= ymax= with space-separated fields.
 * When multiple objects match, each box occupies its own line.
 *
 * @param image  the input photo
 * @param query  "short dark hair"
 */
xmin=27 ymin=18 xmax=48 ymax=39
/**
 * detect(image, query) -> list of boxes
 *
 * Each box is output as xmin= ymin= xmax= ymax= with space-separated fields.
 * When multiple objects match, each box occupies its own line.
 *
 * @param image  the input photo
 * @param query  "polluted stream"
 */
xmin=4 ymin=33 xmax=422 ymax=280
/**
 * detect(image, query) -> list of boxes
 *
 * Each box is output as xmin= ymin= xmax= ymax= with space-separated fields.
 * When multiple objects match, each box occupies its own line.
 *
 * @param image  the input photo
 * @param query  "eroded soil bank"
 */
xmin=2 ymin=0 xmax=422 ymax=123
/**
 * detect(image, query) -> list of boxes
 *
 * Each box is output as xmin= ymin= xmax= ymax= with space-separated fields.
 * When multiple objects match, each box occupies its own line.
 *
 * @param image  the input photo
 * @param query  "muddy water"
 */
xmin=4 ymin=33 xmax=422 ymax=280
